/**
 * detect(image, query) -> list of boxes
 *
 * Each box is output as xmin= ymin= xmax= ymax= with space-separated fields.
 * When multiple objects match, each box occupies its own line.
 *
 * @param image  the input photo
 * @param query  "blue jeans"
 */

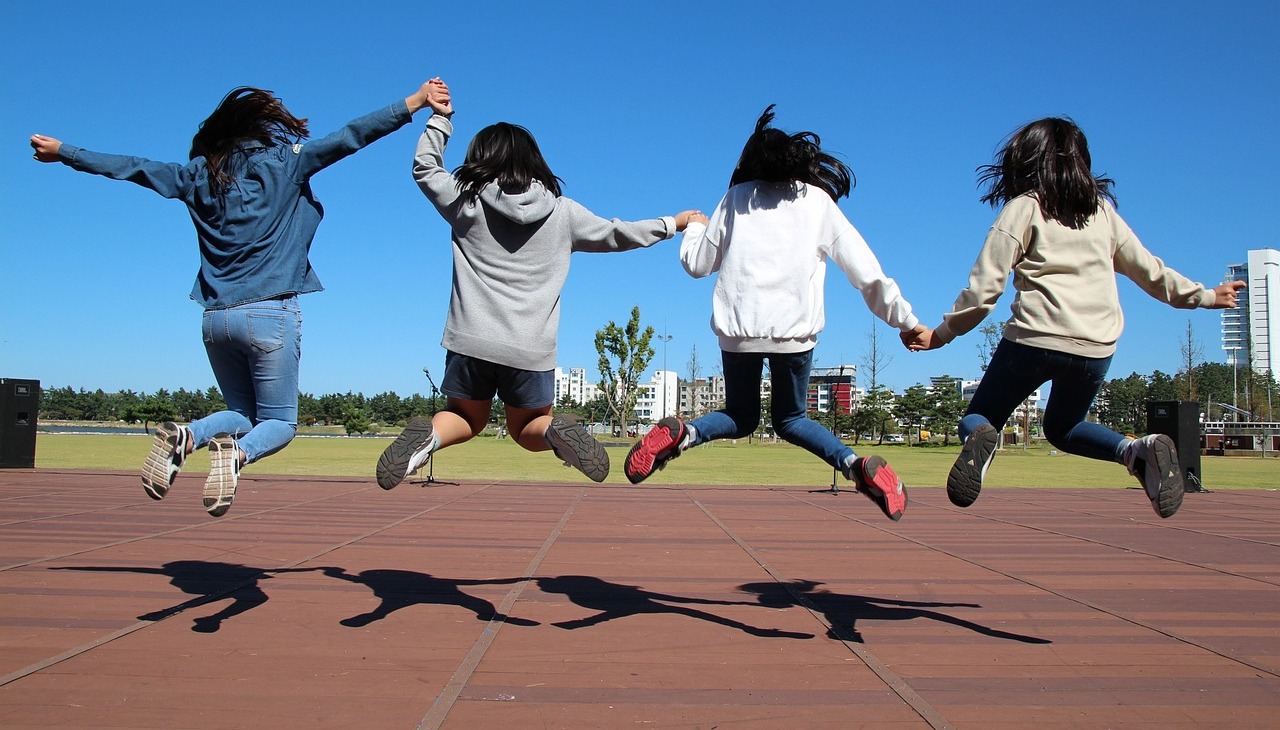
xmin=190 ymin=297 xmax=301 ymax=464
xmin=689 ymin=349 xmax=852 ymax=469
xmin=960 ymin=339 xmax=1124 ymax=462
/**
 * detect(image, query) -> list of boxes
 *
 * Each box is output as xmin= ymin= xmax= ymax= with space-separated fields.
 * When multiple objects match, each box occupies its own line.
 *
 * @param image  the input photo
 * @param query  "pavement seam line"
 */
xmin=687 ymin=491 xmax=956 ymax=730
xmin=787 ymin=491 xmax=1280 ymax=681
xmin=416 ymin=487 xmax=587 ymax=730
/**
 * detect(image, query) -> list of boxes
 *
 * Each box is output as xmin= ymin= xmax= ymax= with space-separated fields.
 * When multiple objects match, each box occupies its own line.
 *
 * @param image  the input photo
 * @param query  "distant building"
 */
xmin=554 ymin=367 xmax=590 ymax=405
xmin=634 ymin=370 xmax=679 ymax=423
xmin=1223 ymin=248 xmax=1280 ymax=376
xmin=809 ymin=365 xmax=857 ymax=414
xmin=679 ymin=375 xmax=725 ymax=419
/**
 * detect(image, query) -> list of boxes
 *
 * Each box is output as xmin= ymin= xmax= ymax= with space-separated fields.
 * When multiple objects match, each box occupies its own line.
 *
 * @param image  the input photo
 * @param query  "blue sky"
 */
xmin=2 ymin=1 xmax=1276 ymax=400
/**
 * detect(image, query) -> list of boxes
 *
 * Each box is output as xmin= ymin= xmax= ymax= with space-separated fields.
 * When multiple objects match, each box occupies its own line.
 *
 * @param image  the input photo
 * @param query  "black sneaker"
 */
xmin=1124 ymin=433 xmax=1184 ymax=518
xmin=947 ymin=423 xmax=998 ymax=507
xmin=624 ymin=417 xmax=687 ymax=484
xmin=546 ymin=415 xmax=609 ymax=482
xmin=203 ymin=436 xmax=241 ymax=517
xmin=141 ymin=421 xmax=190 ymax=500
xmin=376 ymin=417 xmax=437 ymax=490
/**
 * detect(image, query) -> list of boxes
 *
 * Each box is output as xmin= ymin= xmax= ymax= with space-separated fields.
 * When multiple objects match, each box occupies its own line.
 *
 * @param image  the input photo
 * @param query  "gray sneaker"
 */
xmin=141 ymin=421 xmax=190 ymax=500
xmin=203 ymin=436 xmax=242 ymax=517
xmin=546 ymin=416 xmax=609 ymax=482
xmin=376 ymin=417 xmax=437 ymax=490
xmin=1124 ymin=433 xmax=1184 ymax=518
xmin=946 ymin=423 xmax=998 ymax=507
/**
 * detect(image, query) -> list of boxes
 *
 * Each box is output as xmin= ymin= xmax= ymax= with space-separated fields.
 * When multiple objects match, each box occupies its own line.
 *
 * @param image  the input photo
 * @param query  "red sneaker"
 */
xmin=852 ymin=456 xmax=907 ymax=521
xmin=624 ymin=417 xmax=686 ymax=484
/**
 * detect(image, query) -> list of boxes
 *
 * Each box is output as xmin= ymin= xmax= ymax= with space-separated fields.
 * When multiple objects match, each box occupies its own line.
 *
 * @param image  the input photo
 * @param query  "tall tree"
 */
xmin=685 ymin=343 xmax=702 ymax=419
xmin=1179 ymin=320 xmax=1203 ymax=402
xmin=860 ymin=319 xmax=892 ymax=392
xmin=895 ymin=385 xmax=932 ymax=445
xmin=929 ymin=377 xmax=967 ymax=446
xmin=594 ymin=306 xmax=655 ymax=433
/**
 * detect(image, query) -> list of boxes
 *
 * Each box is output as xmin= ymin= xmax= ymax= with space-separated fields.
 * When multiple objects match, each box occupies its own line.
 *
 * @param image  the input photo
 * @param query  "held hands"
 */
xmin=407 ymin=77 xmax=452 ymax=116
xmin=674 ymin=210 xmax=707 ymax=232
xmin=1212 ymin=280 xmax=1246 ymax=309
xmin=30 ymin=134 xmax=61 ymax=162
xmin=900 ymin=323 xmax=943 ymax=352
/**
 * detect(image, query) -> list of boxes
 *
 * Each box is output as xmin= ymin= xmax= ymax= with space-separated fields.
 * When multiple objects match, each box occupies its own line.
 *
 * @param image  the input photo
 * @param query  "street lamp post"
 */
xmin=656 ymin=332 xmax=673 ymax=421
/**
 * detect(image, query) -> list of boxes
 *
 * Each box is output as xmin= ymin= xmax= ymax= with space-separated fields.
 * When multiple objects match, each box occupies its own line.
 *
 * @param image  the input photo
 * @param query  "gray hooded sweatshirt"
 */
xmin=413 ymin=114 xmax=675 ymax=371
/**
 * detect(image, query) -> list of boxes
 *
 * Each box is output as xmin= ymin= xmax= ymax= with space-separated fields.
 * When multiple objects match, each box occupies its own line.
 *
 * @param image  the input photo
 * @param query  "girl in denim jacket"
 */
xmin=31 ymin=81 xmax=438 ymax=516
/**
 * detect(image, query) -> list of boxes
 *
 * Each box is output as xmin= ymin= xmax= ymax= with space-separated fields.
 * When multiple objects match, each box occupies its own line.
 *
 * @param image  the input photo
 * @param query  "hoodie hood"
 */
xmin=477 ymin=180 xmax=557 ymax=225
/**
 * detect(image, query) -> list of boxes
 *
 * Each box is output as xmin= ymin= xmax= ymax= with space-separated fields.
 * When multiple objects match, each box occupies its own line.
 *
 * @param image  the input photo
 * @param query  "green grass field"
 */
xmin=32 ymin=431 xmax=1280 ymax=489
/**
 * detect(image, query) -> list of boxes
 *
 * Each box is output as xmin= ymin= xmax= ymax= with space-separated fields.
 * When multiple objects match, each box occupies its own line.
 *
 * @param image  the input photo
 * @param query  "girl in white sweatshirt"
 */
xmin=624 ymin=106 xmax=927 ymax=521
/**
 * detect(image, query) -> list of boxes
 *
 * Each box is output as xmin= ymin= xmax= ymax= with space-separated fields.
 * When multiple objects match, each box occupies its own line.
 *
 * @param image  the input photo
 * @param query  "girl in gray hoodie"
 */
xmin=376 ymin=79 xmax=698 ymax=488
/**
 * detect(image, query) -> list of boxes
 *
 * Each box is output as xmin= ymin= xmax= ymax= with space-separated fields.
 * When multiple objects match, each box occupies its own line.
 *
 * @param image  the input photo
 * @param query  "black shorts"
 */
xmin=440 ymin=351 xmax=555 ymax=409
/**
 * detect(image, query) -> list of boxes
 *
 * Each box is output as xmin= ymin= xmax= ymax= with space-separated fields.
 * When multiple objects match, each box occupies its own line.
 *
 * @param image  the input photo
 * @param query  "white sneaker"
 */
xmin=141 ymin=421 xmax=190 ymax=500
xmin=204 ymin=436 xmax=242 ymax=517
xmin=376 ymin=417 xmax=437 ymax=490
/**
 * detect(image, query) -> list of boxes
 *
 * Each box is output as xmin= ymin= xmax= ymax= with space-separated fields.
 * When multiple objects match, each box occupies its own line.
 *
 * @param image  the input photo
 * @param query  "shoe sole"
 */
xmin=1145 ymin=434 xmax=1185 ymax=519
xmin=855 ymin=456 xmax=907 ymax=521
xmin=947 ymin=423 xmax=997 ymax=508
xmin=141 ymin=421 xmax=184 ymax=501
xmin=376 ymin=417 xmax=435 ymax=490
xmin=203 ymin=437 xmax=239 ymax=517
xmin=547 ymin=417 xmax=609 ymax=483
xmin=624 ymin=418 xmax=685 ymax=484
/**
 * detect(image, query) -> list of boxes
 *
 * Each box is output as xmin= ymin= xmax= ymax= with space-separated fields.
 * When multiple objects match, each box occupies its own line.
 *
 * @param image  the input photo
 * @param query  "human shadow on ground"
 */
xmin=535 ymin=575 xmax=814 ymax=639
xmin=736 ymin=579 xmax=1051 ymax=644
xmin=51 ymin=560 xmax=320 ymax=633
xmin=318 ymin=567 xmax=538 ymax=627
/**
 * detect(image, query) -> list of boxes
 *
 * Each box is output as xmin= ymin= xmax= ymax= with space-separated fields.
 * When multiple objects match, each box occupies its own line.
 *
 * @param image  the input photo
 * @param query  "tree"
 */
xmin=860 ymin=319 xmax=892 ymax=392
xmin=860 ymin=386 xmax=896 ymax=444
xmin=1097 ymin=372 xmax=1148 ymax=434
xmin=976 ymin=321 xmax=1002 ymax=372
xmin=594 ymin=306 xmax=655 ymax=434
xmin=685 ymin=343 xmax=702 ymax=419
xmin=343 ymin=408 xmax=371 ymax=436
xmin=929 ymin=377 xmax=967 ymax=445
xmin=136 ymin=393 xmax=178 ymax=434
xmin=895 ymin=385 xmax=932 ymax=445
xmin=1179 ymin=320 xmax=1202 ymax=401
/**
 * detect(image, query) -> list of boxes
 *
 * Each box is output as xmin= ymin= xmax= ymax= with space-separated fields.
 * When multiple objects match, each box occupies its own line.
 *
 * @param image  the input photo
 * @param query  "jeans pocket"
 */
xmin=247 ymin=312 xmax=286 ymax=354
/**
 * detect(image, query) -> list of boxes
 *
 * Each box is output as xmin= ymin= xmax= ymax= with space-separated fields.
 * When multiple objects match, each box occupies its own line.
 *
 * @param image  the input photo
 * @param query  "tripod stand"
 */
xmin=412 ymin=367 xmax=455 ymax=486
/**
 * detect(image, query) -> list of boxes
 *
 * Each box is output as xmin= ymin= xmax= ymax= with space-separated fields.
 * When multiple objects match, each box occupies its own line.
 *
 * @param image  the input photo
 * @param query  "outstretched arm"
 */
xmin=31 ymin=133 xmax=193 ymax=199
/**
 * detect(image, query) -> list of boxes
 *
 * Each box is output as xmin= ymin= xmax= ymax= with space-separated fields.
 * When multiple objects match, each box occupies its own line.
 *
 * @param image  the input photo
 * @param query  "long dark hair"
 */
xmin=978 ymin=117 xmax=1116 ymax=229
xmin=729 ymin=105 xmax=853 ymax=201
xmin=189 ymin=87 xmax=309 ymax=195
xmin=453 ymin=122 xmax=563 ymax=204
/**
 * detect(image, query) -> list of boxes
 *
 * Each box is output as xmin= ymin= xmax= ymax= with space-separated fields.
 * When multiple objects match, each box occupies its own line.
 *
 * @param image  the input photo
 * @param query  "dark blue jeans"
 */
xmin=689 ymin=349 xmax=852 ymax=469
xmin=960 ymin=339 xmax=1124 ymax=462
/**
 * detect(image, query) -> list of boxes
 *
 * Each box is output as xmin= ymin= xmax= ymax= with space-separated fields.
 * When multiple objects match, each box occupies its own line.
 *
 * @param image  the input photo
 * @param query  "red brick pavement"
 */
xmin=0 ymin=469 xmax=1277 ymax=729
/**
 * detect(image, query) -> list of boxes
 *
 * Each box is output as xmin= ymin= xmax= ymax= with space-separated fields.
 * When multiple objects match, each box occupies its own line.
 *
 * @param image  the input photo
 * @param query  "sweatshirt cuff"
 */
xmin=934 ymin=321 xmax=957 ymax=345
xmin=659 ymin=216 xmax=677 ymax=239
xmin=898 ymin=314 xmax=920 ymax=332
xmin=1196 ymin=287 xmax=1216 ymax=309
xmin=426 ymin=113 xmax=453 ymax=136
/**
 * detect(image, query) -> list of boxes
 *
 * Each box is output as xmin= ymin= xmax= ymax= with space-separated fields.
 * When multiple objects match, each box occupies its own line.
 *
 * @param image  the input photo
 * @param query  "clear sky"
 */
xmin=2 ymin=1 xmax=1276 ymax=400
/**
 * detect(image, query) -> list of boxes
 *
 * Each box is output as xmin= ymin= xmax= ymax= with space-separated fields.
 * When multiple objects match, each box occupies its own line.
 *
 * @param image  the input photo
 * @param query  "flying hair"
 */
xmin=453 ymin=122 xmax=564 ymax=205
xmin=189 ymin=87 xmax=309 ymax=196
xmin=729 ymin=105 xmax=853 ymax=201
xmin=977 ymin=117 xmax=1116 ymax=229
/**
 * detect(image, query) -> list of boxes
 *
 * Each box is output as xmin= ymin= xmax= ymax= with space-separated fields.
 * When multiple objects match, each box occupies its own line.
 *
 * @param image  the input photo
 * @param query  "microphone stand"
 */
xmin=413 ymin=367 xmax=455 ymax=486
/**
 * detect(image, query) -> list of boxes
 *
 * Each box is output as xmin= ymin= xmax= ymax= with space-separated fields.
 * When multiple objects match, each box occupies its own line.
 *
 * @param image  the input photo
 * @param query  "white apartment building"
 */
xmin=634 ymin=370 xmax=679 ymax=423
xmin=554 ymin=367 xmax=589 ymax=406
xmin=1223 ymin=248 xmax=1280 ymax=376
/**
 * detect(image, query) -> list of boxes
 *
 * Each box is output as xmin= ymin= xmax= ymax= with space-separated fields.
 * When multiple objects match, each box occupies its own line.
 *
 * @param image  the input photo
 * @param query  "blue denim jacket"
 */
xmin=58 ymin=100 xmax=412 ymax=309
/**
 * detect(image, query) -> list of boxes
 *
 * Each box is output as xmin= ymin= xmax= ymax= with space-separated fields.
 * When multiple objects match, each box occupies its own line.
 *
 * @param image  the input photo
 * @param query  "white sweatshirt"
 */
xmin=680 ymin=181 xmax=918 ymax=353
